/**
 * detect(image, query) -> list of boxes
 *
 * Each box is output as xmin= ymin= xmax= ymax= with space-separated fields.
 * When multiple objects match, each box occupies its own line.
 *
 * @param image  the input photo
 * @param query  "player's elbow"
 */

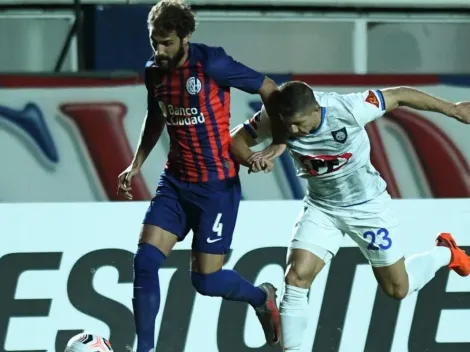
xmin=259 ymin=77 xmax=279 ymax=103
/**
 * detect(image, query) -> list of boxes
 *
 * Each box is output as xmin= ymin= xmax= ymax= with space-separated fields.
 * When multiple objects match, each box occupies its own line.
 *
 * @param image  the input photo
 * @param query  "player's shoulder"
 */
xmin=144 ymin=56 xmax=165 ymax=84
xmin=190 ymin=42 xmax=228 ymax=60
xmin=145 ymin=56 xmax=155 ymax=68
xmin=144 ymin=56 xmax=158 ymax=74
xmin=314 ymin=90 xmax=351 ymax=105
xmin=145 ymin=55 xmax=161 ymax=71
xmin=314 ymin=90 xmax=375 ymax=115
xmin=189 ymin=42 xmax=231 ymax=73
xmin=314 ymin=91 xmax=354 ymax=114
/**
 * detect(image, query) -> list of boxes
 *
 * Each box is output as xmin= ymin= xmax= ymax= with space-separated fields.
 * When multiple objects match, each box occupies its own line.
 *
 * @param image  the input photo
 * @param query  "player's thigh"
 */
xmin=286 ymin=204 xmax=342 ymax=287
xmin=141 ymin=173 xmax=190 ymax=255
xmin=347 ymin=223 xmax=404 ymax=268
xmin=343 ymin=193 xmax=404 ymax=267
xmin=188 ymin=177 xmax=242 ymax=274
xmin=346 ymin=226 xmax=408 ymax=299
xmin=342 ymin=194 xmax=407 ymax=297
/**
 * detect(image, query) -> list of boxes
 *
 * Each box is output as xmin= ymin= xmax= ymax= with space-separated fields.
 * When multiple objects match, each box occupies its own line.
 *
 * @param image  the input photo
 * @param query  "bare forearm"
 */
xmin=391 ymin=87 xmax=455 ymax=116
xmin=230 ymin=127 xmax=256 ymax=167
xmin=132 ymin=112 xmax=165 ymax=168
xmin=232 ymin=150 xmax=253 ymax=168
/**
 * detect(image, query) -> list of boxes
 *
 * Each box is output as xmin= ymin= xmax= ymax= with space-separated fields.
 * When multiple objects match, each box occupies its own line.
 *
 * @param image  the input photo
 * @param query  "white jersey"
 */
xmin=243 ymin=89 xmax=388 ymax=207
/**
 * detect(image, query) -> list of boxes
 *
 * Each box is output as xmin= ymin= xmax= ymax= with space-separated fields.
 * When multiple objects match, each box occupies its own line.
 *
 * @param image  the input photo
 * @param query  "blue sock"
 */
xmin=191 ymin=269 xmax=266 ymax=308
xmin=133 ymin=243 xmax=166 ymax=352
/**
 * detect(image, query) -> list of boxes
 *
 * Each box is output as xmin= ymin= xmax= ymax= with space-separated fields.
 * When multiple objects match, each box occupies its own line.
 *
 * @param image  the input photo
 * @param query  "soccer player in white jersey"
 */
xmin=230 ymin=81 xmax=470 ymax=351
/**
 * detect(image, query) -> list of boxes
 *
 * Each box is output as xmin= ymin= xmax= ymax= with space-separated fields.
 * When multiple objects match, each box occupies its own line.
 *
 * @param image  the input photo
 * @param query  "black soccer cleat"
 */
xmin=254 ymin=283 xmax=281 ymax=346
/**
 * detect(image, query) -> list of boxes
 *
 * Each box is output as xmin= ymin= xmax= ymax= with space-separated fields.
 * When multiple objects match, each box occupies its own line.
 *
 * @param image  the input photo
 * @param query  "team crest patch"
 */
xmin=186 ymin=77 xmax=202 ymax=95
xmin=331 ymin=127 xmax=348 ymax=143
xmin=365 ymin=90 xmax=380 ymax=108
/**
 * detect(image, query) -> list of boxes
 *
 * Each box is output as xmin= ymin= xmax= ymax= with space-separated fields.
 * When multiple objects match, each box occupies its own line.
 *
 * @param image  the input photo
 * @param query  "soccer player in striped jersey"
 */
xmin=116 ymin=1 xmax=280 ymax=351
xmin=230 ymin=81 xmax=470 ymax=351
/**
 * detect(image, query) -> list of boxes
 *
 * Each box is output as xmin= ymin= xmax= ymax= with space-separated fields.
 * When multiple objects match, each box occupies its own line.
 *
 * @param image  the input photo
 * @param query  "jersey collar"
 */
xmin=309 ymin=107 xmax=326 ymax=135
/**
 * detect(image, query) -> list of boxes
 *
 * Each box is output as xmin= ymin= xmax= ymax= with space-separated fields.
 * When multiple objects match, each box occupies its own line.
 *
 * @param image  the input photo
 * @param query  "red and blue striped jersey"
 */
xmin=145 ymin=43 xmax=265 ymax=183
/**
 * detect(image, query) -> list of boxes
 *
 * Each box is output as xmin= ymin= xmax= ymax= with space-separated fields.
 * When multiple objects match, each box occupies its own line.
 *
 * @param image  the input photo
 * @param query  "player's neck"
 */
xmin=175 ymin=43 xmax=190 ymax=68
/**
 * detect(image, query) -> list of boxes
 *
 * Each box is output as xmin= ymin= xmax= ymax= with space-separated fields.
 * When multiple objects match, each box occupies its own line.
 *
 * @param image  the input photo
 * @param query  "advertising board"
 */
xmin=0 ymin=200 xmax=469 ymax=351
xmin=1 ymin=75 xmax=469 ymax=202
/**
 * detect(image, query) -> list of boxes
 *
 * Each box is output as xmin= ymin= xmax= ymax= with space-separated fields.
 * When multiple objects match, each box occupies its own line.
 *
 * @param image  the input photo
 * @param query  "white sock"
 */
xmin=405 ymin=246 xmax=451 ymax=297
xmin=279 ymin=284 xmax=309 ymax=351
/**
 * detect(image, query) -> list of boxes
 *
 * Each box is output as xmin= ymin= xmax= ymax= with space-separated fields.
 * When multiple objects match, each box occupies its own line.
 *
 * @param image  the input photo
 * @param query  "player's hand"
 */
xmin=247 ymin=143 xmax=286 ymax=163
xmin=248 ymin=158 xmax=274 ymax=174
xmin=117 ymin=165 xmax=141 ymax=200
xmin=450 ymin=102 xmax=470 ymax=124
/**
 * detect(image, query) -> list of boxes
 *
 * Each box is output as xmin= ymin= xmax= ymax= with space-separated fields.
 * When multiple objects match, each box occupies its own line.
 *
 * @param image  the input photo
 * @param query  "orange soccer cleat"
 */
xmin=436 ymin=232 xmax=470 ymax=277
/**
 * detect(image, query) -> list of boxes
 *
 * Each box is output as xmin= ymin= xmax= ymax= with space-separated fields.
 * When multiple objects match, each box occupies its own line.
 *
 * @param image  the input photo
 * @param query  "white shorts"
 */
xmin=290 ymin=191 xmax=403 ymax=267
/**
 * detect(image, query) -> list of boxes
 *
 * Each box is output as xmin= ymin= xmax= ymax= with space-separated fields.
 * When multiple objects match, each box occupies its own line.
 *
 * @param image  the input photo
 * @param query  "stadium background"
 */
xmin=1 ymin=0 xmax=470 ymax=351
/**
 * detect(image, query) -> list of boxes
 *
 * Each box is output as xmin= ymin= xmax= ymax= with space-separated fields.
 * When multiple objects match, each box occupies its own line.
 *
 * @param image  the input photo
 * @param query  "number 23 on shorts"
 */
xmin=363 ymin=228 xmax=392 ymax=251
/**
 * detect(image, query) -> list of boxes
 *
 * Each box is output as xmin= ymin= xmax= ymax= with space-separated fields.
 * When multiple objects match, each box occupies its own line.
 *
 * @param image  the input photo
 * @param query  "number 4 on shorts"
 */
xmin=363 ymin=228 xmax=392 ymax=251
xmin=212 ymin=213 xmax=223 ymax=237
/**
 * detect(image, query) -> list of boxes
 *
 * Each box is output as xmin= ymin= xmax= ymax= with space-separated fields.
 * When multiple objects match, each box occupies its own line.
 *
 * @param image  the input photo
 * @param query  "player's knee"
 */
xmin=285 ymin=264 xmax=317 ymax=289
xmin=191 ymin=270 xmax=218 ymax=297
xmin=380 ymin=282 xmax=408 ymax=300
xmin=139 ymin=225 xmax=178 ymax=256
xmin=134 ymin=243 xmax=166 ymax=275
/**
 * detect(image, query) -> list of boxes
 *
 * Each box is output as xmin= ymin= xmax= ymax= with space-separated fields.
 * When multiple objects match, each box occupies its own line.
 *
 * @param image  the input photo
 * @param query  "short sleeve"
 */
xmin=206 ymin=46 xmax=265 ymax=94
xmin=242 ymin=106 xmax=272 ymax=144
xmin=348 ymin=90 xmax=387 ymax=126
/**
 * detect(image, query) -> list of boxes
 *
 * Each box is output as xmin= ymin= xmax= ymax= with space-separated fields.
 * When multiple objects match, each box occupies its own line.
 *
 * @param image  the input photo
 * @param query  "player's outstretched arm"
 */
xmin=381 ymin=86 xmax=470 ymax=124
xmin=117 ymin=81 xmax=165 ymax=200
xmin=206 ymin=46 xmax=286 ymax=161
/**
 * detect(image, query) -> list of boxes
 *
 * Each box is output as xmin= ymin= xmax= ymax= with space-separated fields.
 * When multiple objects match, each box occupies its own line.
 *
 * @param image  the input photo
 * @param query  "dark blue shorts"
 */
xmin=143 ymin=171 xmax=241 ymax=254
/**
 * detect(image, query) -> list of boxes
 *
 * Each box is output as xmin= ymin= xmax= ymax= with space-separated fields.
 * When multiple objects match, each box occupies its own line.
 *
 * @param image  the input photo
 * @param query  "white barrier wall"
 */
xmin=1 ymin=76 xmax=469 ymax=202
xmin=0 ymin=199 xmax=469 ymax=351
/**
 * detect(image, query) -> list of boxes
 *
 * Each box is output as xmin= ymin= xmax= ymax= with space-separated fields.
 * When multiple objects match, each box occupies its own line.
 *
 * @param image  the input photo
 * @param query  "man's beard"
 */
xmin=155 ymin=42 xmax=185 ymax=70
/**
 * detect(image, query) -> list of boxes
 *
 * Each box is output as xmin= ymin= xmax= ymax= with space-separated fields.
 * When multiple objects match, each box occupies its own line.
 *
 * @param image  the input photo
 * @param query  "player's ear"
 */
xmin=182 ymin=35 xmax=191 ymax=45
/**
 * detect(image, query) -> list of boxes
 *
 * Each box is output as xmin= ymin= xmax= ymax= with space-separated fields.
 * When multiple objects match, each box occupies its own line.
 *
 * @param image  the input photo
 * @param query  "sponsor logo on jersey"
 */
xmin=159 ymin=103 xmax=206 ymax=126
xmin=331 ymin=127 xmax=348 ymax=144
xmin=298 ymin=152 xmax=353 ymax=176
xmin=365 ymin=90 xmax=380 ymax=108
